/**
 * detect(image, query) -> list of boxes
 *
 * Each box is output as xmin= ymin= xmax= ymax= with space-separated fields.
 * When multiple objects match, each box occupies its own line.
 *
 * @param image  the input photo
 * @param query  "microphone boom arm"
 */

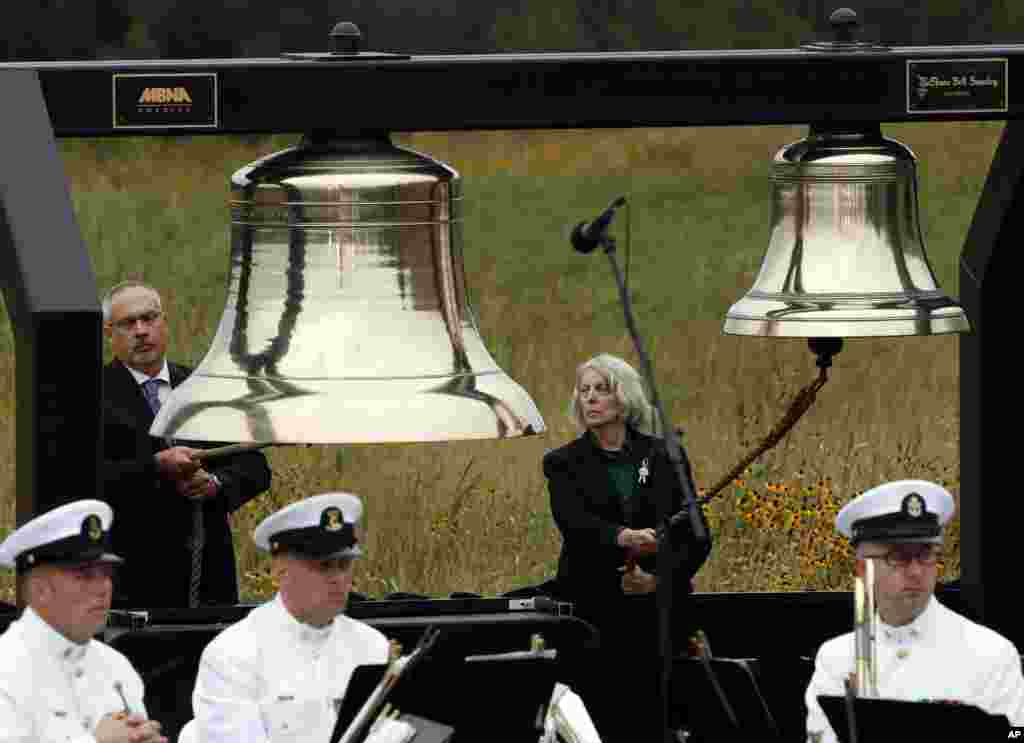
xmin=583 ymin=220 xmax=710 ymax=743
xmin=599 ymin=235 xmax=707 ymax=543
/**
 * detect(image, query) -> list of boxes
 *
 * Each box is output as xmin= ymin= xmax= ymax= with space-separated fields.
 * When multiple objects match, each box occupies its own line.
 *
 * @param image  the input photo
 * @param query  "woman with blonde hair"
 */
xmin=543 ymin=353 xmax=712 ymax=742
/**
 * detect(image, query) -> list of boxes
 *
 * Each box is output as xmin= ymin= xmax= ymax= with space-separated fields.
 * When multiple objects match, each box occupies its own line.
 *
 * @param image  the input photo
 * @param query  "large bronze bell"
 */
xmin=724 ymin=124 xmax=970 ymax=337
xmin=150 ymin=132 xmax=545 ymax=444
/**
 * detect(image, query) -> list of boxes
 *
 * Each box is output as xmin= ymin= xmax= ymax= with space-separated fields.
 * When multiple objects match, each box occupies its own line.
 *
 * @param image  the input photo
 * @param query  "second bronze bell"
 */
xmin=724 ymin=123 xmax=970 ymax=338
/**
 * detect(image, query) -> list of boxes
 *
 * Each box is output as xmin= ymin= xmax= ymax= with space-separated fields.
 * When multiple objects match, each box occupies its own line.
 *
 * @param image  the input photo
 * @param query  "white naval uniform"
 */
xmin=192 ymin=595 xmax=390 ymax=743
xmin=0 ymin=607 xmax=147 ymax=743
xmin=805 ymin=597 xmax=1024 ymax=742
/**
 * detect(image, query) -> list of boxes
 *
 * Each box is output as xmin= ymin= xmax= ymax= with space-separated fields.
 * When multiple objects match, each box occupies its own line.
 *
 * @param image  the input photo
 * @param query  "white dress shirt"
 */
xmin=806 ymin=597 xmax=1024 ymax=741
xmin=125 ymin=360 xmax=171 ymax=410
xmin=0 ymin=607 xmax=147 ymax=743
xmin=193 ymin=595 xmax=390 ymax=743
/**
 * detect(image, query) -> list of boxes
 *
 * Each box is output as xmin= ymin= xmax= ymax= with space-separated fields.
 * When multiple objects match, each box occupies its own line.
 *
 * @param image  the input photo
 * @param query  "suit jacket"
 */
xmin=542 ymin=428 xmax=712 ymax=641
xmin=102 ymin=359 xmax=272 ymax=608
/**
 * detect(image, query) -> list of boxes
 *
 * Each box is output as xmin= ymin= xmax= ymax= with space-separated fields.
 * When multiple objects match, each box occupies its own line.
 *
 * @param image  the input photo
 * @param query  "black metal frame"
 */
xmin=0 ymin=42 xmax=1009 ymax=670
xmin=2 ymin=47 xmax=1023 ymax=135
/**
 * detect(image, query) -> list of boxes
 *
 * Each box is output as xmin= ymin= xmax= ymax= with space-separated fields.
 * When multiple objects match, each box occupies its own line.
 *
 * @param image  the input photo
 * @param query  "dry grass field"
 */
xmin=0 ymin=121 xmax=996 ymax=604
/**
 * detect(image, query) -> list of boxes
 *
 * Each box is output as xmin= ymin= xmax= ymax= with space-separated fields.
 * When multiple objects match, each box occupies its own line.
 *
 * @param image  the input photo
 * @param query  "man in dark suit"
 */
xmin=101 ymin=280 xmax=272 ymax=608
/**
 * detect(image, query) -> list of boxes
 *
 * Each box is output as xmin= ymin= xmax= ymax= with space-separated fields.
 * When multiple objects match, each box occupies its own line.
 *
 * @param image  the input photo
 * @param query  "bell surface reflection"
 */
xmin=724 ymin=124 xmax=970 ymax=337
xmin=150 ymin=132 xmax=545 ymax=444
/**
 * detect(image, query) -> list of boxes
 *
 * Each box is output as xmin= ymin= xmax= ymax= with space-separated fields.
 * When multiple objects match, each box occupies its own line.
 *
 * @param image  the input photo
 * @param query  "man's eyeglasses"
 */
xmin=865 ymin=548 xmax=942 ymax=570
xmin=111 ymin=310 xmax=163 ymax=333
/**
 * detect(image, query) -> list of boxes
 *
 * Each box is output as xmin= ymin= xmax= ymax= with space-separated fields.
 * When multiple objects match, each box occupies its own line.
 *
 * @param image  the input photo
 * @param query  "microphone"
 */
xmin=570 ymin=196 xmax=627 ymax=254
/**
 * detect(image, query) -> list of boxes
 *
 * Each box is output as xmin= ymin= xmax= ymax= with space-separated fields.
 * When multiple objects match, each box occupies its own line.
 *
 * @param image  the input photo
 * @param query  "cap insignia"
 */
xmin=83 ymin=515 xmax=103 ymax=542
xmin=322 ymin=507 xmax=344 ymax=533
xmin=903 ymin=492 xmax=925 ymax=519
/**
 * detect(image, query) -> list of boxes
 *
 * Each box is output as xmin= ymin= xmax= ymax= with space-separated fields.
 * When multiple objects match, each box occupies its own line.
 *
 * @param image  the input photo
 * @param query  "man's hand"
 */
xmin=619 ymin=564 xmax=658 ymax=595
xmin=616 ymin=528 xmax=657 ymax=550
xmin=95 ymin=713 xmax=167 ymax=743
xmin=154 ymin=446 xmax=202 ymax=480
xmin=176 ymin=468 xmax=219 ymax=501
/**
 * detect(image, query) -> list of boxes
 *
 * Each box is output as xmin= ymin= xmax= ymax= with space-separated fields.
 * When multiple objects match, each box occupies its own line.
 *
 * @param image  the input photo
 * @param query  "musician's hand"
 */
xmin=127 ymin=719 xmax=167 ymax=743
xmin=175 ymin=468 xmax=218 ymax=500
xmin=154 ymin=447 xmax=202 ymax=481
xmin=96 ymin=714 xmax=167 ymax=743
xmin=619 ymin=564 xmax=658 ymax=594
xmin=617 ymin=528 xmax=657 ymax=550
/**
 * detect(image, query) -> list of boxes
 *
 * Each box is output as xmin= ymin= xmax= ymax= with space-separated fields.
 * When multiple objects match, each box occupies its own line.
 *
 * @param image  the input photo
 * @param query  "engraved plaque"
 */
xmin=907 ymin=58 xmax=1007 ymax=114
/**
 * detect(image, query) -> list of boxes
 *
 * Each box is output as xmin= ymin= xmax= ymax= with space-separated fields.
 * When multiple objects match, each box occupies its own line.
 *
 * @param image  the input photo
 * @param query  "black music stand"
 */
xmin=670 ymin=657 xmax=781 ymax=742
xmin=331 ymin=655 xmax=559 ymax=743
xmin=819 ymin=695 xmax=1011 ymax=743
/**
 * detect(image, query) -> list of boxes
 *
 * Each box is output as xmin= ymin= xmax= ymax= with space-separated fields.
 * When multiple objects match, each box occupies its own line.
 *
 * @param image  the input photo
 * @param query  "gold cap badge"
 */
xmin=84 ymin=515 xmax=103 ymax=542
xmin=904 ymin=492 xmax=924 ymax=519
xmin=322 ymin=507 xmax=344 ymax=532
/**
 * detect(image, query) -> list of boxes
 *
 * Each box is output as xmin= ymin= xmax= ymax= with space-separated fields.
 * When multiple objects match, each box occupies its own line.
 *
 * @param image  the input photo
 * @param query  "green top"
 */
xmin=590 ymin=430 xmax=639 ymax=515
xmin=606 ymin=459 xmax=636 ymax=504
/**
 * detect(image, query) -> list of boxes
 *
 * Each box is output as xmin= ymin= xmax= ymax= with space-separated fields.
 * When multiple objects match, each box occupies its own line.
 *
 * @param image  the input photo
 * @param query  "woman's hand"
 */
xmin=619 ymin=564 xmax=658 ymax=594
xmin=617 ymin=527 xmax=657 ymax=550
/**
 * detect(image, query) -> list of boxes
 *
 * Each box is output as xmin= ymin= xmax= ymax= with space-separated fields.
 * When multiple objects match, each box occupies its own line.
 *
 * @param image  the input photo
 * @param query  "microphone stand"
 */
xmin=588 ymin=229 xmax=710 ymax=743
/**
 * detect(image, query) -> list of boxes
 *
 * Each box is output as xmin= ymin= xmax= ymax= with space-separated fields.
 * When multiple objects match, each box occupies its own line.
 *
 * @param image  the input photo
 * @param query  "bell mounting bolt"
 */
xmin=800 ymin=7 xmax=888 ymax=52
xmin=330 ymin=22 xmax=362 ymax=54
xmin=280 ymin=20 xmax=410 ymax=61
xmin=830 ymin=7 xmax=859 ymax=44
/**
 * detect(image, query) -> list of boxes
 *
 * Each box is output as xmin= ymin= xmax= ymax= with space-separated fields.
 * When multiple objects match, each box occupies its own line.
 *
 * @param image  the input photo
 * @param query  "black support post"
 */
xmin=0 ymin=69 xmax=103 ymax=532
xmin=960 ymin=120 xmax=1021 ymax=643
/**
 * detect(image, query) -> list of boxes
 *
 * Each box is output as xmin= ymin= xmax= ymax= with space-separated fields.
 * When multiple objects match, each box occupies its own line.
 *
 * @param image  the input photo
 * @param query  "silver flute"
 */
xmin=853 ymin=557 xmax=878 ymax=697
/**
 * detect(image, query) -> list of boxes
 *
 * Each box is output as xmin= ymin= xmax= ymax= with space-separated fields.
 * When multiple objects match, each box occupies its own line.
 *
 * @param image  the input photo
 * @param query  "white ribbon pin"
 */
xmin=638 ymin=458 xmax=650 ymax=485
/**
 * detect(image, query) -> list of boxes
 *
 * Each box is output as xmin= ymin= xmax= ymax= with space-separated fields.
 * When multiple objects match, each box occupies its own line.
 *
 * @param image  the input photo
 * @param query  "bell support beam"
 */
xmin=0 ymin=69 xmax=104 ymax=530
xmin=959 ymin=119 xmax=1023 ymax=642
xmin=0 ymin=44 xmax=1020 ymax=136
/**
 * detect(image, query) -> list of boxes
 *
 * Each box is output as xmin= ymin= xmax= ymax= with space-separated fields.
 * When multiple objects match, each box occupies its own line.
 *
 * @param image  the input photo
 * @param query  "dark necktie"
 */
xmin=141 ymin=378 xmax=163 ymax=415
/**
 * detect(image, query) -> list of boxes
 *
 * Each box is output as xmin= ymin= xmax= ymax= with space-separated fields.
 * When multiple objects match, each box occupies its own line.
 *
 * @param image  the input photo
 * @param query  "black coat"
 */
xmin=543 ymin=428 xmax=712 ymax=638
xmin=101 ymin=359 xmax=272 ymax=608
xmin=543 ymin=429 xmax=712 ymax=742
